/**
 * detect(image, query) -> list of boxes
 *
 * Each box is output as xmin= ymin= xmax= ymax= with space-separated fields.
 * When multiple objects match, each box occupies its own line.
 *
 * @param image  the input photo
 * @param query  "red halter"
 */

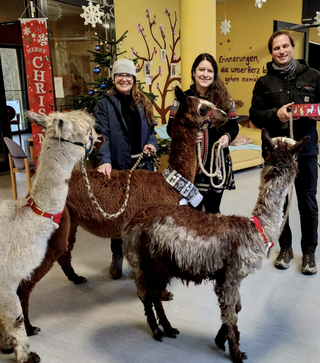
xmin=14 ymin=197 xmax=63 ymax=224
xmin=250 ymin=216 xmax=274 ymax=251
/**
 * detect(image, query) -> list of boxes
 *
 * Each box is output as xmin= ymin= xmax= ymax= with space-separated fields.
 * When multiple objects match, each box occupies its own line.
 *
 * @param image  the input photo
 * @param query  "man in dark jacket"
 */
xmin=250 ymin=30 xmax=320 ymax=275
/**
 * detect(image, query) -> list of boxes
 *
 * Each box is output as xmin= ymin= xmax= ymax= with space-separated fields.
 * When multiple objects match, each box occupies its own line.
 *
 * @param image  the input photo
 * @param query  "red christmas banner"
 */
xmin=20 ymin=18 xmax=55 ymax=168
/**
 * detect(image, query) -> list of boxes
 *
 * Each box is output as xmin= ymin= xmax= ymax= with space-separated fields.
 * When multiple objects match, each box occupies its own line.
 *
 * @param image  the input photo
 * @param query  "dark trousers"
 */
xmin=195 ymin=188 xmax=224 ymax=214
xmin=279 ymin=155 xmax=318 ymax=254
xmin=111 ymin=238 xmax=123 ymax=256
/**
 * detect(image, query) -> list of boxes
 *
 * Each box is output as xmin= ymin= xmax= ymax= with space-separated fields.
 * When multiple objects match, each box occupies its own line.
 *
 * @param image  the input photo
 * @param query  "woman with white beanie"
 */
xmin=95 ymin=58 xmax=158 ymax=279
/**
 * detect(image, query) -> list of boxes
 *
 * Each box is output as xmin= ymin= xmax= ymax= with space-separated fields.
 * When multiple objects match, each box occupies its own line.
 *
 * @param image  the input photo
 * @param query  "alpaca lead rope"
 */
xmin=277 ymin=106 xmax=294 ymax=241
xmin=196 ymin=140 xmax=226 ymax=188
xmin=81 ymin=151 xmax=160 ymax=220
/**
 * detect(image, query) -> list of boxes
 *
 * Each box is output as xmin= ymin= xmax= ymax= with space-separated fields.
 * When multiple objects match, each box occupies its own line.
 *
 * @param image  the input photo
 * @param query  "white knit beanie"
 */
xmin=111 ymin=59 xmax=136 ymax=80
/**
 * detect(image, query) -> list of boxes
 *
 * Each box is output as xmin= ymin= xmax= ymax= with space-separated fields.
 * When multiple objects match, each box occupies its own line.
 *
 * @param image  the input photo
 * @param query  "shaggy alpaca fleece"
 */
xmin=121 ymin=131 xmax=308 ymax=363
xmin=0 ymin=110 xmax=97 ymax=363
xmin=17 ymin=86 xmax=228 ymax=336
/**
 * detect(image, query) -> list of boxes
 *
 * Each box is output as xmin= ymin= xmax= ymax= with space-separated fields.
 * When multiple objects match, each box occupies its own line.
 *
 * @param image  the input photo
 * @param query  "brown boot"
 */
xmin=109 ymin=254 xmax=123 ymax=279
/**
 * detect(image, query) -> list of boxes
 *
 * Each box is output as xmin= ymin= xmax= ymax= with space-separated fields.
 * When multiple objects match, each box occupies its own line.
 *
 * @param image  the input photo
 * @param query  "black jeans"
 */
xmin=195 ymin=188 xmax=224 ymax=214
xmin=279 ymin=155 xmax=318 ymax=254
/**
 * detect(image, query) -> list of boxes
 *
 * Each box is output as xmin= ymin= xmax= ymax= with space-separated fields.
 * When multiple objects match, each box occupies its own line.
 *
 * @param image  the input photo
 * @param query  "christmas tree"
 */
xmin=73 ymin=31 xmax=157 ymax=115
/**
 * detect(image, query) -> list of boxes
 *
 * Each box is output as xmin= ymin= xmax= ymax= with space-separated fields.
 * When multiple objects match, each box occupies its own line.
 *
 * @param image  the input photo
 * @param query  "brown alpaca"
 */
xmin=121 ymin=130 xmax=308 ymax=363
xmin=17 ymin=86 xmax=227 ymax=336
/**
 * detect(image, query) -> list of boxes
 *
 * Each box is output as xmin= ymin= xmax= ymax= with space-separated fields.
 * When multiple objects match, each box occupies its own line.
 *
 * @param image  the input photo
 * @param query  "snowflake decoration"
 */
xmin=80 ymin=1 xmax=104 ymax=28
xmin=23 ymin=27 xmax=31 ymax=36
xmin=255 ymin=0 xmax=266 ymax=8
xmin=37 ymin=33 xmax=48 ymax=46
xmin=314 ymin=11 xmax=320 ymax=24
xmin=84 ymin=29 xmax=95 ymax=41
xmin=220 ymin=19 xmax=231 ymax=35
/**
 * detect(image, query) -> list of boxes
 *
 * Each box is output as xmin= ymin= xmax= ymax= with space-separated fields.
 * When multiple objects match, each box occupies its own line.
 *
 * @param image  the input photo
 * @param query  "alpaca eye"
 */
xmin=199 ymin=106 xmax=209 ymax=116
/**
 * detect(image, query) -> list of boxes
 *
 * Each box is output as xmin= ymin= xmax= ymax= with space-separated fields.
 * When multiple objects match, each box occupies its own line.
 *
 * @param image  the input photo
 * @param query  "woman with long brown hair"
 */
xmin=167 ymin=53 xmax=239 ymax=214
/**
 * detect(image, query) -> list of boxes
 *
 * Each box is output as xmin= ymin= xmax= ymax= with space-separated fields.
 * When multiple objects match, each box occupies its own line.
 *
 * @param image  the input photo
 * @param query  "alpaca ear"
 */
xmin=261 ymin=128 xmax=275 ymax=154
xmin=25 ymin=111 xmax=47 ymax=128
xmin=289 ymin=135 xmax=309 ymax=156
xmin=174 ymin=86 xmax=187 ymax=104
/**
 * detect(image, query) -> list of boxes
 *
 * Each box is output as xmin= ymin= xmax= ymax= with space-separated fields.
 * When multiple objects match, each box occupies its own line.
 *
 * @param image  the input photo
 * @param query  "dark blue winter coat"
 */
xmin=95 ymin=93 xmax=158 ymax=171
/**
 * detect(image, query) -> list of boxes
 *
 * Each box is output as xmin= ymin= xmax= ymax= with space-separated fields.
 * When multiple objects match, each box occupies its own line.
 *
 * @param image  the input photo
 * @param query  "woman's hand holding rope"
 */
xmin=218 ymin=134 xmax=230 ymax=148
xmin=143 ymin=144 xmax=157 ymax=156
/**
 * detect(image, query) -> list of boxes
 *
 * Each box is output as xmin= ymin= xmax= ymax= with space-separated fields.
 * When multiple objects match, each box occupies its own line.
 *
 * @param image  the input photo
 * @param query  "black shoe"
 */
xmin=109 ymin=254 xmax=123 ymax=280
xmin=274 ymin=248 xmax=293 ymax=269
xmin=301 ymin=253 xmax=317 ymax=275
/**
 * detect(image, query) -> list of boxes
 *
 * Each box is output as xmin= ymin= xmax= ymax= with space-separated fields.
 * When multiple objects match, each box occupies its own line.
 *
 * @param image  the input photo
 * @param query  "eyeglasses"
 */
xmin=115 ymin=73 xmax=134 ymax=80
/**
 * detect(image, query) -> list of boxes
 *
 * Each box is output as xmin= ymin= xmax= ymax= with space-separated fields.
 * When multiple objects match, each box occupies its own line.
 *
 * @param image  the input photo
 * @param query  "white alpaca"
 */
xmin=0 ymin=110 xmax=97 ymax=363
xmin=307 ymin=104 xmax=314 ymax=115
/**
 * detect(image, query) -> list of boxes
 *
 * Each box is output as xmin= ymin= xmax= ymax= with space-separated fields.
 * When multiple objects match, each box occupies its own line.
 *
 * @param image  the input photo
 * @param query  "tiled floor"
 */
xmin=0 ymin=163 xmax=319 ymax=363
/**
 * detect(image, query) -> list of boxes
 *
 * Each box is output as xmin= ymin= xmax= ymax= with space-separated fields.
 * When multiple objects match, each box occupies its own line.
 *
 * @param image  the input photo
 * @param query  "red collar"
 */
xmin=15 ymin=197 xmax=63 ymax=224
xmin=250 ymin=216 xmax=274 ymax=250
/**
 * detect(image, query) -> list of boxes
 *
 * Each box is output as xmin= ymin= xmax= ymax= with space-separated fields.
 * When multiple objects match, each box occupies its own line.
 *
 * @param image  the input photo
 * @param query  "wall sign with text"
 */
xmin=218 ymin=55 xmax=267 ymax=85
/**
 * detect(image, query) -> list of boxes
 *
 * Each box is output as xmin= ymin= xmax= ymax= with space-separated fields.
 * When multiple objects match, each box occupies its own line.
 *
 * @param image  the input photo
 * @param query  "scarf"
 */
xmin=272 ymin=58 xmax=298 ymax=77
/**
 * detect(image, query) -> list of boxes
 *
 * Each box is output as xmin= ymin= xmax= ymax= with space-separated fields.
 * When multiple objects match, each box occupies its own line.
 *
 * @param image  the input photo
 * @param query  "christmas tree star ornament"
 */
xmin=255 ymin=0 xmax=266 ymax=8
xmin=80 ymin=0 xmax=105 ymax=28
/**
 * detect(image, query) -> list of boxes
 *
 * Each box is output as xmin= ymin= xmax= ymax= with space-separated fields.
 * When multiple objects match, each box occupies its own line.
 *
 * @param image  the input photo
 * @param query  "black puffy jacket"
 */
xmin=249 ymin=59 xmax=320 ymax=156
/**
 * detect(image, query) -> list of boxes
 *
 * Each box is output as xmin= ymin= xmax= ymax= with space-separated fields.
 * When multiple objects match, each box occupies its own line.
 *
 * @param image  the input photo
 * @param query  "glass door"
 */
xmin=0 ymin=47 xmax=28 ymax=131
xmin=0 ymin=46 xmax=28 ymax=171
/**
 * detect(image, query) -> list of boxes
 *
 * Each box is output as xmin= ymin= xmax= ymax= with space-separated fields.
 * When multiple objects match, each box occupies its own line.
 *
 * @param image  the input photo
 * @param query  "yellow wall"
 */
xmin=115 ymin=0 xmax=316 ymax=119
xmin=180 ymin=0 xmax=216 ymax=91
xmin=216 ymin=0 xmax=304 ymax=115
xmin=114 ymin=0 xmax=180 ymax=125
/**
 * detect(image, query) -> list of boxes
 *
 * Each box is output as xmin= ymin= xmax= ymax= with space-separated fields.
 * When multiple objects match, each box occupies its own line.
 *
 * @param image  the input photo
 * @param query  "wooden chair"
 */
xmin=7 ymin=105 xmax=22 ymax=146
xmin=3 ymin=137 xmax=35 ymax=200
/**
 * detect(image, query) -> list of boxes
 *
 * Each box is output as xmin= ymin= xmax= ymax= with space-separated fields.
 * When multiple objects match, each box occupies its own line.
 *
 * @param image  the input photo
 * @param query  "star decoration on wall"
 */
xmin=80 ymin=1 xmax=104 ymax=28
xmin=314 ymin=11 xmax=320 ymax=24
xmin=255 ymin=0 xmax=266 ymax=8
xmin=220 ymin=19 xmax=231 ymax=35
xmin=103 ymin=0 xmax=115 ymax=20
